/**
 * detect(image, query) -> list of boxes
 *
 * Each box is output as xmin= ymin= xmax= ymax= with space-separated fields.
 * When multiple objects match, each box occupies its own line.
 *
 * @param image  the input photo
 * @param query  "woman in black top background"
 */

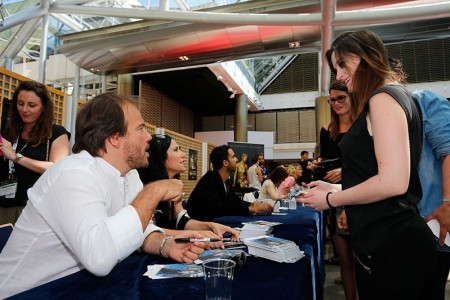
xmin=0 ymin=81 xmax=70 ymax=224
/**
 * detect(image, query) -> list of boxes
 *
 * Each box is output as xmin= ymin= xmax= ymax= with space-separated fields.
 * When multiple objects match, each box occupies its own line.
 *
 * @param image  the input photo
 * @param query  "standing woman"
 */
xmin=301 ymin=30 xmax=437 ymax=299
xmin=321 ymin=80 xmax=358 ymax=300
xmin=0 ymin=81 xmax=70 ymax=224
xmin=137 ymin=134 xmax=239 ymax=245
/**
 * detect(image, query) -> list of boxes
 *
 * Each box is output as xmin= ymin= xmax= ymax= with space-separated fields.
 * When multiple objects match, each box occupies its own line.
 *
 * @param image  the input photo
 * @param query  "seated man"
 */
xmin=186 ymin=145 xmax=273 ymax=222
xmin=0 ymin=93 xmax=206 ymax=298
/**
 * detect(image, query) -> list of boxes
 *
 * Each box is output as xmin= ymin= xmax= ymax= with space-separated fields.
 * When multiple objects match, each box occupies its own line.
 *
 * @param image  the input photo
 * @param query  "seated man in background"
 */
xmin=0 ymin=93 xmax=206 ymax=298
xmin=186 ymin=145 xmax=273 ymax=222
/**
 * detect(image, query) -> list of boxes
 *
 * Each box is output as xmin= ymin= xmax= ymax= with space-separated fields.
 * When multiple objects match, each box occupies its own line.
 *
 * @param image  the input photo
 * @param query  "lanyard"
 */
xmin=8 ymin=138 xmax=28 ymax=177
xmin=8 ymin=137 xmax=50 ymax=177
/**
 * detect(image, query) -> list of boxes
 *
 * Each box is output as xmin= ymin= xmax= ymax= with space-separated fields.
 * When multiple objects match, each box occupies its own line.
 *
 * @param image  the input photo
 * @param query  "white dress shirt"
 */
xmin=0 ymin=151 xmax=162 ymax=298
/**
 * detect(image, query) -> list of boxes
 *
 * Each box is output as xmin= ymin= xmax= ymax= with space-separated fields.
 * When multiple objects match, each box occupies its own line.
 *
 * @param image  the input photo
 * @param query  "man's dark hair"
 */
xmin=301 ymin=150 xmax=308 ymax=157
xmin=210 ymin=145 xmax=231 ymax=171
xmin=73 ymin=92 xmax=136 ymax=156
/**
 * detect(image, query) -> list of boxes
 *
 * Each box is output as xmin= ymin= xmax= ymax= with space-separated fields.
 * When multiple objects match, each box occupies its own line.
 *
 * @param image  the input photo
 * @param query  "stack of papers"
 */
xmin=239 ymin=220 xmax=281 ymax=239
xmin=243 ymin=235 xmax=304 ymax=263
xmin=143 ymin=264 xmax=203 ymax=279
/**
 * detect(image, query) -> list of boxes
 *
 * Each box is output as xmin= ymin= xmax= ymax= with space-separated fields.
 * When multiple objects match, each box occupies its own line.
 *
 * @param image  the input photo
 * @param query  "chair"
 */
xmin=0 ymin=223 xmax=13 ymax=253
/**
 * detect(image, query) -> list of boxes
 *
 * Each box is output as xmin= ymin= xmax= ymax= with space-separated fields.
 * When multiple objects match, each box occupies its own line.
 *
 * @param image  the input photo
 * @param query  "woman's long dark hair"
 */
xmin=137 ymin=134 xmax=180 ymax=228
xmin=326 ymin=30 xmax=396 ymax=117
xmin=267 ymin=166 xmax=288 ymax=187
xmin=5 ymin=81 xmax=54 ymax=147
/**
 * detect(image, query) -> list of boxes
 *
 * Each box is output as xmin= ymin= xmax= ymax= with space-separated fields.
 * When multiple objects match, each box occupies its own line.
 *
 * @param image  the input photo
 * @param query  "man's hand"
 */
xmin=249 ymin=202 xmax=273 ymax=214
xmin=165 ymin=231 xmax=208 ymax=263
xmin=143 ymin=179 xmax=184 ymax=203
xmin=425 ymin=202 xmax=450 ymax=246
xmin=132 ymin=179 xmax=184 ymax=230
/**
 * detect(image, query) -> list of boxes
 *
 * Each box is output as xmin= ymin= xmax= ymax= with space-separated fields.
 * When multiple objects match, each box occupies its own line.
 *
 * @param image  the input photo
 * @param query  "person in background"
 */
xmin=0 ymin=81 xmax=70 ymax=224
xmin=137 ymin=133 xmax=239 ymax=247
xmin=300 ymin=29 xmax=437 ymax=299
xmin=299 ymin=150 xmax=309 ymax=164
xmin=0 ymin=93 xmax=207 ymax=298
xmin=390 ymin=57 xmax=450 ymax=300
xmin=256 ymin=153 xmax=269 ymax=180
xmin=247 ymin=155 xmax=264 ymax=191
xmin=320 ymin=80 xmax=358 ymax=300
xmin=258 ymin=166 xmax=289 ymax=200
xmin=278 ymin=163 xmax=303 ymax=195
xmin=186 ymin=145 xmax=273 ymax=222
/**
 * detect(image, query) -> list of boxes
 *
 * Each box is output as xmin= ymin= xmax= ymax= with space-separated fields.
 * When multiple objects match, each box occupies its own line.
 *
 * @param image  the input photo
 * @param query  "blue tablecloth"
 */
xmin=9 ymin=205 xmax=323 ymax=300
xmin=215 ymin=205 xmax=324 ymax=300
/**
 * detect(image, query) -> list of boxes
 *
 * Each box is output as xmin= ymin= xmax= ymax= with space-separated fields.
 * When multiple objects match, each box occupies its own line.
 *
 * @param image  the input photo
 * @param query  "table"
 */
xmin=215 ymin=205 xmax=324 ymax=300
xmin=9 ymin=205 xmax=323 ymax=300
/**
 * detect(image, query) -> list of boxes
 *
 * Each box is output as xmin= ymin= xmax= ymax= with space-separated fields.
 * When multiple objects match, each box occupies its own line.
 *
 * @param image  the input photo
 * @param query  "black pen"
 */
xmin=174 ymin=238 xmax=232 ymax=243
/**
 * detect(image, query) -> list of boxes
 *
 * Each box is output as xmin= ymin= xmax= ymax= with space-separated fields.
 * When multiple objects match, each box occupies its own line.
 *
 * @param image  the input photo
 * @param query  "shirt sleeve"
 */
xmin=30 ymin=167 xmax=148 ymax=276
xmin=418 ymin=91 xmax=450 ymax=158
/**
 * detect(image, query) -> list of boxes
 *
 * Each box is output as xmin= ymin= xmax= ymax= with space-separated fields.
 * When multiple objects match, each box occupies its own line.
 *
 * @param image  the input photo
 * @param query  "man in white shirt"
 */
xmin=0 ymin=93 xmax=206 ymax=298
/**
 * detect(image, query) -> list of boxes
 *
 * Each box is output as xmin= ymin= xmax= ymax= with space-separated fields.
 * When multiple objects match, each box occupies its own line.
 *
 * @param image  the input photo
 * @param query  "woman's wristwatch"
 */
xmin=14 ymin=153 xmax=23 ymax=163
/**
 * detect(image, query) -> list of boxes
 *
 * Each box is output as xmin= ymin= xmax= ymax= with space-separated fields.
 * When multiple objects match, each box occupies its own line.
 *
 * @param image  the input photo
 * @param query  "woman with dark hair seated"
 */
xmin=138 ymin=134 xmax=239 ymax=247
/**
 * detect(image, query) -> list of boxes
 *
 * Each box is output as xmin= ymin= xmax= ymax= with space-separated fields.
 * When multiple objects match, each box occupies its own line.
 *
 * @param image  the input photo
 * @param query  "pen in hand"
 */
xmin=174 ymin=238 xmax=232 ymax=244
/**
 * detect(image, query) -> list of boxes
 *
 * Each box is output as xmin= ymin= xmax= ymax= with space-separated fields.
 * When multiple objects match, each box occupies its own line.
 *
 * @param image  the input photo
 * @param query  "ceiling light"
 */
xmin=229 ymin=92 xmax=236 ymax=99
xmin=179 ymin=56 xmax=189 ymax=61
xmin=217 ymin=75 xmax=223 ymax=81
xmin=289 ymin=41 xmax=301 ymax=48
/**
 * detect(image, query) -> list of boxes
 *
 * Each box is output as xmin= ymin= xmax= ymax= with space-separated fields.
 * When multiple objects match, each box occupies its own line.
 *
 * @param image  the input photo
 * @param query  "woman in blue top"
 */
xmin=300 ymin=30 xmax=437 ymax=299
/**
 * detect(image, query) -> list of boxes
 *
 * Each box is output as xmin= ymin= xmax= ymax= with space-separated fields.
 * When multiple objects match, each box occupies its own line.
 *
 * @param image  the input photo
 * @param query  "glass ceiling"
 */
xmin=0 ymin=0 xmax=247 ymax=65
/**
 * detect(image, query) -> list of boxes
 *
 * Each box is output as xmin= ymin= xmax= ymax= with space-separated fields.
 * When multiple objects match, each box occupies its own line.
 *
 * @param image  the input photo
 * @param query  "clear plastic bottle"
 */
xmin=288 ymin=188 xmax=297 ymax=210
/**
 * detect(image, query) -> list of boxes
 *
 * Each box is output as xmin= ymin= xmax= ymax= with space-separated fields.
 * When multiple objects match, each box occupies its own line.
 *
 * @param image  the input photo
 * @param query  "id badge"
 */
xmin=0 ymin=179 xmax=18 ymax=198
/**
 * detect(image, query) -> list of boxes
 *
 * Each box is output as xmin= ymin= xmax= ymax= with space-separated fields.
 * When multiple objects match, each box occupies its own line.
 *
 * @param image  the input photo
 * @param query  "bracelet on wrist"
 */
xmin=326 ymin=192 xmax=335 ymax=209
xmin=443 ymin=198 xmax=450 ymax=203
xmin=159 ymin=236 xmax=172 ymax=258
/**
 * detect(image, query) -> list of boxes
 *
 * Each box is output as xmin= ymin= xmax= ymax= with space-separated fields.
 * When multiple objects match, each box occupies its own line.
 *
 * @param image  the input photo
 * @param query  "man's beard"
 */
xmin=125 ymin=141 xmax=148 ymax=170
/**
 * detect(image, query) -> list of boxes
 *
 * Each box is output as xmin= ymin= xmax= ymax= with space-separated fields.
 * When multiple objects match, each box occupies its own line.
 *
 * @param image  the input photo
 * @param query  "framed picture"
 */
xmin=227 ymin=142 xmax=264 ymax=190
xmin=188 ymin=149 xmax=198 ymax=180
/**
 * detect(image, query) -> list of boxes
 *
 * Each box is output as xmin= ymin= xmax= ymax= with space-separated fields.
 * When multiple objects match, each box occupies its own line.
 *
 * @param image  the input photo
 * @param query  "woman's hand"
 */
xmin=0 ymin=137 xmax=16 ymax=161
xmin=296 ymin=180 xmax=337 ymax=211
xmin=206 ymin=222 xmax=240 ymax=242
xmin=323 ymin=168 xmax=342 ymax=183
xmin=337 ymin=209 xmax=349 ymax=232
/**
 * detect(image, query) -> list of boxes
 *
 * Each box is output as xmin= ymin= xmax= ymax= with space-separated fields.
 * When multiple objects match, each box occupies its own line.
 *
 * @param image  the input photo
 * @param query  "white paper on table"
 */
xmin=426 ymin=219 xmax=450 ymax=246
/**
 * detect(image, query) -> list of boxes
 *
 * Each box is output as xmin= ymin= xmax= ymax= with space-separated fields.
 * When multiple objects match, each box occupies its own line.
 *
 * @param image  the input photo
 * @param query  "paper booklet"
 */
xmin=239 ymin=220 xmax=281 ymax=239
xmin=143 ymin=264 xmax=203 ymax=279
xmin=243 ymin=235 xmax=304 ymax=263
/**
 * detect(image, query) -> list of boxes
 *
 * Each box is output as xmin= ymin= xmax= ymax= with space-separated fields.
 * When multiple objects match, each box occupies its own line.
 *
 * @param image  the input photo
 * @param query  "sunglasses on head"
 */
xmin=327 ymin=94 xmax=348 ymax=105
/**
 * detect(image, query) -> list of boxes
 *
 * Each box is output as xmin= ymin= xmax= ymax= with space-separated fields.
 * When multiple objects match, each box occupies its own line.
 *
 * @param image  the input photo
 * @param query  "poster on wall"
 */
xmin=188 ymin=149 xmax=198 ymax=180
xmin=227 ymin=142 xmax=264 ymax=191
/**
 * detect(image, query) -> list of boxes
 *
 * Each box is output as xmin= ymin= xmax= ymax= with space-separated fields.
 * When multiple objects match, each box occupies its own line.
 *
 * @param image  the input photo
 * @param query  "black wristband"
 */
xmin=326 ymin=192 xmax=335 ymax=208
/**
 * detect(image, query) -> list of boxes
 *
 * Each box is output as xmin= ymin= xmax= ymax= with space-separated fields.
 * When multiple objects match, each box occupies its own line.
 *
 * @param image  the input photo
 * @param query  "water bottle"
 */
xmin=288 ymin=188 xmax=297 ymax=210
xmin=289 ymin=188 xmax=295 ymax=200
